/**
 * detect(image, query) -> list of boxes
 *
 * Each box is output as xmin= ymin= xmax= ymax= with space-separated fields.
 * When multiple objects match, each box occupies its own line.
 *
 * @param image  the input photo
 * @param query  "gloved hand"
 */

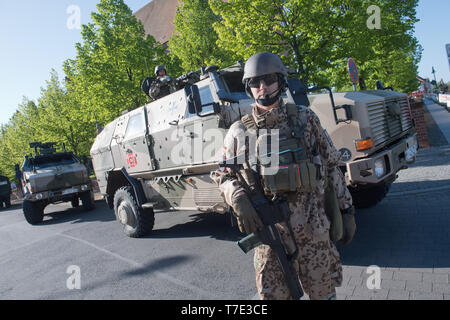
xmin=231 ymin=190 xmax=263 ymax=234
xmin=341 ymin=206 xmax=356 ymax=245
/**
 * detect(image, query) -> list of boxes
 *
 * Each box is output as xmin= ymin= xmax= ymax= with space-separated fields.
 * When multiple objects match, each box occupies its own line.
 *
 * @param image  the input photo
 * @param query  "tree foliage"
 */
xmin=168 ymin=0 xmax=236 ymax=72
xmin=209 ymin=0 xmax=422 ymax=92
xmin=0 ymin=0 xmax=167 ymax=181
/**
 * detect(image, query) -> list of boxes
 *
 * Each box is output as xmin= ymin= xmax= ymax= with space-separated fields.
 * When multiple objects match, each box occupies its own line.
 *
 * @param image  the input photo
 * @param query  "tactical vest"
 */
xmin=240 ymin=103 xmax=321 ymax=196
xmin=241 ymin=103 xmax=343 ymax=242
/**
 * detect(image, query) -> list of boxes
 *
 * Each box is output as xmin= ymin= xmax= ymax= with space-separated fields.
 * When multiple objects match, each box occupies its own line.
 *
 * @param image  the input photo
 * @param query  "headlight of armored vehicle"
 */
xmin=81 ymin=184 xmax=89 ymax=191
xmin=374 ymin=158 xmax=385 ymax=178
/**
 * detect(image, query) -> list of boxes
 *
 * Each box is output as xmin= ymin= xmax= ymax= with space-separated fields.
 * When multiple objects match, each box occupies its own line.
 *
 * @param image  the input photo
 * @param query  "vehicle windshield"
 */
xmin=25 ymin=153 xmax=78 ymax=170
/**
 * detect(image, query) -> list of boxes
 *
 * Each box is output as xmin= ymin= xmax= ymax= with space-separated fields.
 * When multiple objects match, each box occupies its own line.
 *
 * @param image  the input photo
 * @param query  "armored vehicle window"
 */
xmin=222 ymin=71 xmax=245 ymax=94
xmin=29 ymin=154 xmax=78 ymax=170
xmin=187 ymin=85 xmax=214 ymax=118
xmin=124 ymin=112 xmax=145 ymax=138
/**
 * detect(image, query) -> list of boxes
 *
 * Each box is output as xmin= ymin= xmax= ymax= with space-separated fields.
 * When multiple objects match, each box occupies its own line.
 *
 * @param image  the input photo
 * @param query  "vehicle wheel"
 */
xmin=113 ymin=186 xmax=154 ymax=238
xmin=71 ymin=197 xmax=79 ymax=208
xmin=5 ymin=198 xmax=11 ymax=208
xmin=23 ymin=200 xmax=45 ymax=225
xmin=80 ymin=191 xmax=95 ymax=211
xmin=349 ymin=182 xmax=392 ymax=209
xmin=0 ymin=200 xmax=3 ymax=209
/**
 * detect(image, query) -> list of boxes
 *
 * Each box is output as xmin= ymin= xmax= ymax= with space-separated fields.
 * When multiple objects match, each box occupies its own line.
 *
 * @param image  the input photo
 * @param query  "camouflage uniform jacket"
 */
xmin=212 ymin=101 xmax=353 ymax=234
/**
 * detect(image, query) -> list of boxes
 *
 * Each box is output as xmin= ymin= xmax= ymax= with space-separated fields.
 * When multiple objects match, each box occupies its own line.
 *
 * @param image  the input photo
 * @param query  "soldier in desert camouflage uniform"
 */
xmin=212 ymin=52 xmax=355 ymax=300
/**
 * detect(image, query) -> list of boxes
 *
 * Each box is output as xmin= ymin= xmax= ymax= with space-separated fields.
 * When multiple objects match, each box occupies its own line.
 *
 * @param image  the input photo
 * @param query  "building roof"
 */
xmin=134 ymin=0 xmax=179 ymax=45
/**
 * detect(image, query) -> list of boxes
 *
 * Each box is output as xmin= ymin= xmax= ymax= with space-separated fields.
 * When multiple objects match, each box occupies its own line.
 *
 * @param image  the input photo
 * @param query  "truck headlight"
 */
xmin=374 ymin=158 xmax=385 ymax=178
xmin=81 ymin=184 xmax=88 ymax=191
xmin=36 ymin=193 xmax=43 ymax=200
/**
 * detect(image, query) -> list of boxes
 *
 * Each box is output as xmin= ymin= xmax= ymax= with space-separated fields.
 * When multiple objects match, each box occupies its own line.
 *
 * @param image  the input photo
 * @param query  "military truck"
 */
xmin=17 ymin=142 xmax=95 ymax=225
xmin=90 ymin=63 xmax=417 ymax=238
xmin=0 ymin=175 xmax=12 ymax=209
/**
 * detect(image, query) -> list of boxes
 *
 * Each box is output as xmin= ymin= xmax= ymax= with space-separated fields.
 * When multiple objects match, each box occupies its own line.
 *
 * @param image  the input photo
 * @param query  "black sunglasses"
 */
xmin=248 ymin=74 xmax=279 ymax=88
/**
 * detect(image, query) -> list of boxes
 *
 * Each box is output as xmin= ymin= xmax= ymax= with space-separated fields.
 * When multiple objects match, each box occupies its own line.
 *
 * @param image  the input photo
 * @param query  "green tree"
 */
xmin=208 ymin=0 xmax=421 ymax=92
xmin=0 ymin=99 xmax=43 ymax=181
xmin=63 ymin=0 xmax=166 ymax=128
xmin=168 ymin=0 xmax=236 ymax=72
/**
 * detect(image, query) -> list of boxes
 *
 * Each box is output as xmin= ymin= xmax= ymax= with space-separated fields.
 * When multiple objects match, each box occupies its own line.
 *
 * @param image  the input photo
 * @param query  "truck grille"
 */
xmin=367 ymin=97 xmax=413 ymax=146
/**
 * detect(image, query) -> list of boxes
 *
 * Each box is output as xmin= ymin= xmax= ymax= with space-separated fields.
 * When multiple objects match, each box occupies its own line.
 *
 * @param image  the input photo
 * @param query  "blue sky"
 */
xmin=1 ymin=0 xmax=449 ymax=127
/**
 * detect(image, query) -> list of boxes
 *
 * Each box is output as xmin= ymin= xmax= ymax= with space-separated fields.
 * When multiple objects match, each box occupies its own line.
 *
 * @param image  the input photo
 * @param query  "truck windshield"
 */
xmin=27 ymin=154 xmax=78 ymax=170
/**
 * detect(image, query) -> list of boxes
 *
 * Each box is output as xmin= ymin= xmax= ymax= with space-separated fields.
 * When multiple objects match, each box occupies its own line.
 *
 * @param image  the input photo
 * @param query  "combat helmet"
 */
xmin=155 ymin=65 xmax=166 ymax=76
xmin=242 ymin=52 xmax=288 ymax=106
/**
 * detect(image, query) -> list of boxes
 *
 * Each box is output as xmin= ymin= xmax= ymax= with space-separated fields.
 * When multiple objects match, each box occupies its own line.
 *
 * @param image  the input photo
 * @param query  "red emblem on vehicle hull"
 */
xmin=127 ymin=153 xmax=137 ymax=168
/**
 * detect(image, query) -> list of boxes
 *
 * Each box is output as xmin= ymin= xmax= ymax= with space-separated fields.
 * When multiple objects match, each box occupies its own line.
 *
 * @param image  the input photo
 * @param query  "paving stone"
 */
xmin=405 ymin=281 xmax=432 ymax=293
xmin=410 ymin=291 xmax=444 ymax=300
xmin=336 ymin=285 xmax=355 ymax=296
xmin=381 ymin=279 xmax=406 ymax=290
xmin=400 ymin=268 xmax=433 ymax=274
xmin=342 ymin=266 xmax=364 ymax=278
xmin=387 ymin=289 xmax=410 ymax=300
xmin=433 ymin=267 xmax=450 ymax=274
xmin=346 ymin=295 xmax=371 ymax=300
xmin=432 ymin=283 xmax=450 ymax=294
xmin=347 ymin=277 xmax=363 ymax=286
xmin=393 ymin=271 xmax=423 ymax=282
xmin=353 ymin=287 xmax=388 ymax=300
xmin=423 ymin=273 xmax=449 ymax=283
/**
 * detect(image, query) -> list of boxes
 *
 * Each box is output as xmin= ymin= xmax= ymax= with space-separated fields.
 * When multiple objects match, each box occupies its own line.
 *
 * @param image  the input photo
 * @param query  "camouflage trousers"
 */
xmin=253 ymin=215 xmax=343 ymax=300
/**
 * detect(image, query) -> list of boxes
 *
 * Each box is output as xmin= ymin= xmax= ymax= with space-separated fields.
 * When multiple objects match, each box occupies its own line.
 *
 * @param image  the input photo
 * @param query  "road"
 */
xmin=0 ymin=145 xmax=449 ymax=300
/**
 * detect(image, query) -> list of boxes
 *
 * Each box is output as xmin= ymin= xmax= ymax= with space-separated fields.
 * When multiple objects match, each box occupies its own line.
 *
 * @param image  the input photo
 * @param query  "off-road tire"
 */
xmin=23 ymin=200 xmax=45 ymax=225
xmin=71 ymin=197 xmax=80 ymax=208
xmin=349 ymin=182 xmax=392 ymax=209
xmin=113 ymin=186 xmax=154 ymax=238
xmin=80 ymin=191 xmax=95 ymax=211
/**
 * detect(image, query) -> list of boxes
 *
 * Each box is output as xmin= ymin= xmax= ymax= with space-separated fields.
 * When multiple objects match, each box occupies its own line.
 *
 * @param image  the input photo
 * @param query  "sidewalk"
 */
xmin=424 ymin=100 xmax=450 ymax=146
xmin=336 ymin=102 xmax=450 ymax=300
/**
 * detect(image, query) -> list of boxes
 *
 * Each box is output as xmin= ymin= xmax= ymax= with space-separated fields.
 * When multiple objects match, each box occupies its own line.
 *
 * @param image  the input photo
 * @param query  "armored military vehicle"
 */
xmin=0 ymin=175 xmax=12 ymax=209
xmin=90 ymin=63 xmax=417 ymax=238
xmin=17 ymin=142 xmax=95 ymax=225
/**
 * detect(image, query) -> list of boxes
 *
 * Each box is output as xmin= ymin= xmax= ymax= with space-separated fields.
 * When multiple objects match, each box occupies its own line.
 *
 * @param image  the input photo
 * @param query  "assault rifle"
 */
xmin=219 ymin=156 xmax=304 ymax=300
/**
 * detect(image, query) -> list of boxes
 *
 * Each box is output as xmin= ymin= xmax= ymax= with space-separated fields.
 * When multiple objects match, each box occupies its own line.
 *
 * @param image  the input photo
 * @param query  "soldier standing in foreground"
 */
xmin=212 ymin=52 xmax=355 ymax=300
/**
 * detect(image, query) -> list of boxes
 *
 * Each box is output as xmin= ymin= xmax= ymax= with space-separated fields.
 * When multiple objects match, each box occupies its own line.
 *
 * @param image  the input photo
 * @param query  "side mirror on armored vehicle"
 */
xmin=287 ymin=78 xmax=310 ymax=107
xmin=186 ymin=85 xmax=202 ymax=115
xmin=307 ymin=86 xmax=353 ymax=124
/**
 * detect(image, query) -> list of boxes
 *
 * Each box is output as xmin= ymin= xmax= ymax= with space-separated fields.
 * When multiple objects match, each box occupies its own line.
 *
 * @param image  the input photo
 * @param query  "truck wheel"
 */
xmin=71 ymin=197 xmax=80 ymax=208
xmin=113 ymin=186 xmax=154 ymax=238
xmin=5 ymin=198 xmax=11 ymax=208
xmin=349 ymin=182 xmax=392 ymax=209
xmin=23 ymin=200 xmax=45 ymax=225
xmin=80 ymin=191 xmax=95 ymax=211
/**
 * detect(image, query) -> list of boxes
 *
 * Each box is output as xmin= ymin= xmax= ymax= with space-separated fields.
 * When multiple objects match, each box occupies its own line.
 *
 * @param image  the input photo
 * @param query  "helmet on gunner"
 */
xmin=242 ymin=52 xmax=288 ymax=107
xmin=155 ymin=65 xmax=166 ymax=76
